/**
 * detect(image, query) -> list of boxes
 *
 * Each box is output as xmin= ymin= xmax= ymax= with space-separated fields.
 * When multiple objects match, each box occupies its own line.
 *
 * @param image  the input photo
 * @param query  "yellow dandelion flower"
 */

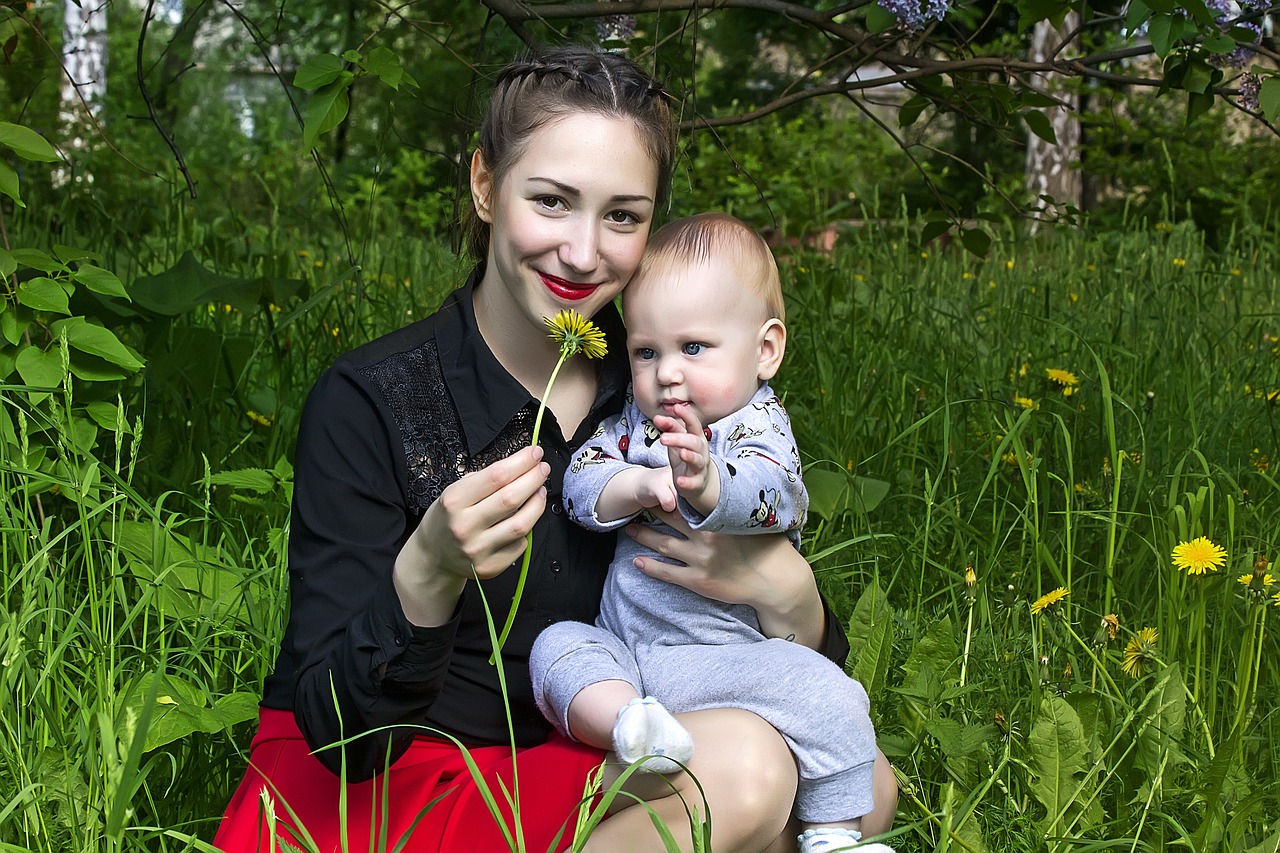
xmin=1013 ymin=395 xmax=1037 ymax=410
xmin=1121 ymin=627 xmax=1159 ymax=677
xmin=964 ymin=565 xmax=977 ymax=588
xmin=246 ymin=410 xmax=273 ymax=428
xmin=1238 ymin=572 xmax=1275 ymax=586
xmin=1272 ymin=589 xmax=1280 ymax=608
xmin=1102 ymin=613 xmax=1120 ymax=641
xmin=1173 ymin=257 xmax=1186 ymax=268
xmin=545 ymin=310 xmax=608 ymax=360
xmin=1069 ymin=292 xmax=1079 ymax=304
xmin=1046 ymin=368 xmax=1079 ymax=387
xmin=1030 ymin=586 xmax=1069 ymax=614
xmin=1231 ymin=268 xmax=1241 ymax=276
xmin=1155 ymin=222 xmax=1173 ymax=233
xmin=1171 ymin=536 xmax=1227 ymax=575
xmin=1087 ymin=263 xmax=1097 ymax=271
xmin=920 ymin=252 xmax=929 ymax=259
xmin=1005 ymin=260 xmax=1015 ymax=270
xmin=962 ymin=271 xmax=975 ymax=280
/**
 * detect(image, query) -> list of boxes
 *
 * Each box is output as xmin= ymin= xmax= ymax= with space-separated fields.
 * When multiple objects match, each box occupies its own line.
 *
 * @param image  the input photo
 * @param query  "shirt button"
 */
xmin=393 ymin=634 xmax=403 ymax=647
xmin=551 ymin=500 xmax=564 ymax=515
xmin=550 ymin=560 xmax=561 ymax=574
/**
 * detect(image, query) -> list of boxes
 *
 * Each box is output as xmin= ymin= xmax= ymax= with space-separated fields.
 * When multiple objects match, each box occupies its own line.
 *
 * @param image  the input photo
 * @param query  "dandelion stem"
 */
xmin=492 ymin=349 xmax=571 ymax=661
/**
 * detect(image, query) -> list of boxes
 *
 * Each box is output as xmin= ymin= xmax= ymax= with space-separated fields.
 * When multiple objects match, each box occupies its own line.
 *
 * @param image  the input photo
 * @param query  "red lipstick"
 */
xmin=540 ymin=273 xmax=596 ymax=301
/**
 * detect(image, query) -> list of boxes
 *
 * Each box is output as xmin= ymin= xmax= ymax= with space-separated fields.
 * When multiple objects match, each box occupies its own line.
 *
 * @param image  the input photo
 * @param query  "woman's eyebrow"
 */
xmin=528 ymin=176 xmax=653 ymax=205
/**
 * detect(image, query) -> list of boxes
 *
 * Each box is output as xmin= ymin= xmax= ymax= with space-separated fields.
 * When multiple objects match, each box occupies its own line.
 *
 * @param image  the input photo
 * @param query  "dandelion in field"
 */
xmin=1121 ymin=627 xmax=1159 ymax=677
xmin=1045 ymin=368 xmax=1079 ymax=389
xmin=1013 ymin=395 xmax=1036 ymax=410
xmin=1155 ymin=222 xmax=1173 ymax=234
xmin=965 ymin=565 xmax=977 ymax=588
xmin=1087 ymin=263 xmax=1097 ymax=271
xmin=1231 ymin=268 xmax=1242 ymax=276
xmin=962 ymin=271 xmax=974 ymax=280
xmin=1273 ymin=589 xmax=1280 ymax=608
xmin=920 ymin=252 xmax=929 ymax=259
xmin=1069 ymin=292 xmax=1079 ymax=304
xmin=1030 ymin=586 xmax=1069 ymax=614
xmin=1092 ymin=613 xmax=1121 ymax=648
xmin=1005 ymin=260 xmax=1015 ymax=270
xmin=1172 ymin=537 xmax=1228 ymax=575
xmin=1173 ymin=257 xmax=1187 ymax=268
xmin=1238 ymin=555 xmax=1275 ymax=601
xmin=246 ymin=410 xmax=272 ymax=428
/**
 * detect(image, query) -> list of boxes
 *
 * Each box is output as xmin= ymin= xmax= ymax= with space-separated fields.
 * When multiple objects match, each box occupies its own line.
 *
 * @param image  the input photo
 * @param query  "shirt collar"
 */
xmin=437 ymin=269 xmax=629 ymax=456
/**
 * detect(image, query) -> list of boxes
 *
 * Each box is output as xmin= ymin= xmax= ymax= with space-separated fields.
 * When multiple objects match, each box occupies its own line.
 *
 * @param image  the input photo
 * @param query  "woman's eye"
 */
xmin=682 ymin=342 xmax=704 ymax=356
xmin=606 ymin=210 xmax=639 ymax=225
xmin=536 ymin=196 xmax=566 ymax=211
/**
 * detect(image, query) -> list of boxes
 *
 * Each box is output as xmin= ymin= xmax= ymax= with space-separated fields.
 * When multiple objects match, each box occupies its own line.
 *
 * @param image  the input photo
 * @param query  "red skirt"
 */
xmin=214 ymin=708 xmax=607 ymax=853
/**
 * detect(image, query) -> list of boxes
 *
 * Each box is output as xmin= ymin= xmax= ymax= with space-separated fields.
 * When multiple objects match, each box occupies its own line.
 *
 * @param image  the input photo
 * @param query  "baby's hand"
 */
xmin=633 ymin=465 xmax=679 ymax=513
xmin=654 ymin=408 xmax=719 ymax=513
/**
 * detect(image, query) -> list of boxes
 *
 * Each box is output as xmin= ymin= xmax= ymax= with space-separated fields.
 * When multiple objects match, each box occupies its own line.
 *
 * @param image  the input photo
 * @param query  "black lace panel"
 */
xmin=359 ymin=341 xmax=535 ymax=513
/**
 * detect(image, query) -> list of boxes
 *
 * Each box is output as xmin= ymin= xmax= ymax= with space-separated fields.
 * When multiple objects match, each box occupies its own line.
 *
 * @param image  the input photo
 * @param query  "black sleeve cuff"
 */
xmin=820 ymin=594 xmax=851 ymax=666
xmin=368 ymin=576 xmax=460 ymax=694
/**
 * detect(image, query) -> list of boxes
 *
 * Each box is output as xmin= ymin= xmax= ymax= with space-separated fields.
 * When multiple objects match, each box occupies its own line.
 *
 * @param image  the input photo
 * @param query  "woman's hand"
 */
xmin=393 ymin=446 xmax=550 ymax=626
xmin=625 ymin=509 xmax=827 ymax=649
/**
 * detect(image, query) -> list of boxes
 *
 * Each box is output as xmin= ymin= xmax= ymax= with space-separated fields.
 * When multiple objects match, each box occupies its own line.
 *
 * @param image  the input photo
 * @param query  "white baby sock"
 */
xmin=611 ymin=696 xmax=694 ymax=774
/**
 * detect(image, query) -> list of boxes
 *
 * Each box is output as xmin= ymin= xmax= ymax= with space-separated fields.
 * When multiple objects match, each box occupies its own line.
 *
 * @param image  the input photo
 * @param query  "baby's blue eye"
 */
xmin=682 ymin=342 xmax=704 ymax=356
xmin=636 ymin=347 xmax=656 ymax=360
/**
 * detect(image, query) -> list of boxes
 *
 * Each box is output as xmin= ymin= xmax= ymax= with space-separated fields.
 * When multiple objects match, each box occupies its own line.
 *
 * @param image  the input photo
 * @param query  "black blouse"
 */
xmin=261 ymin=272 xmax=850 ymax=780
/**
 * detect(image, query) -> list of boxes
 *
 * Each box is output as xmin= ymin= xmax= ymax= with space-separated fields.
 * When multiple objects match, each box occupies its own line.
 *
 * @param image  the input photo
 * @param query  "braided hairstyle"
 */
xmin=465 ymin=45 xmax=677 ymax=265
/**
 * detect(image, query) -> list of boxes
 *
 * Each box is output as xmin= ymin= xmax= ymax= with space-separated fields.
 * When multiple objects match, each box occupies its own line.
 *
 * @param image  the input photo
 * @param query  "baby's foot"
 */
xmin=611 ymin=696 xmax=693 ymax=774
xmin=797 ymin=827 xmax=895 ymax=853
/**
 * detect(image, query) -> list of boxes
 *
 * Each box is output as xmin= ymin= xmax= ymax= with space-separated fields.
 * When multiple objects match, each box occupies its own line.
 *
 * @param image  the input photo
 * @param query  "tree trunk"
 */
xmin=1025 ymin=14 xmax=1082 ymax=217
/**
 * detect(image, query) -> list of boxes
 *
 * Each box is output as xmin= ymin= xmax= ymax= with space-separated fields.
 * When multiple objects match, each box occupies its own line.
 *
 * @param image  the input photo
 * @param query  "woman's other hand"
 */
xmin=394 ymin=446 xmax=550 ymax=626
xmin=625 ymin=509 xmax=826 ymax=649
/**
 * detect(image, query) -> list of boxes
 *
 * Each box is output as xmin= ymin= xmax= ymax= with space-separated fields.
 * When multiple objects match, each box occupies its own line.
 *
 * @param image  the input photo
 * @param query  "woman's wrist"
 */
xmin=393 ymin=535 xmax=467 ymax=628
xmin=748 ymin=541 xmax=826 ymax=651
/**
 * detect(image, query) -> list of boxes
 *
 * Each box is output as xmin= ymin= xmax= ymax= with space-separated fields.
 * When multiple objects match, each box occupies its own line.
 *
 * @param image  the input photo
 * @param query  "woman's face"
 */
xmin=472 ymin=112 xmax=660 ymax=338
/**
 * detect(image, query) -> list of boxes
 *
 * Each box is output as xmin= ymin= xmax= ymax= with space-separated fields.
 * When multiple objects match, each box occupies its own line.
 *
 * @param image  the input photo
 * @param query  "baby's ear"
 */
xmin=757 ymin=318 xmax=786 ymax=381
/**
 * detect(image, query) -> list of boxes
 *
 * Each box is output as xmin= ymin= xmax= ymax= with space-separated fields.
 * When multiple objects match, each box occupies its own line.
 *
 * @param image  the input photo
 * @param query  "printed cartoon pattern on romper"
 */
xmin=747 ymin=487 xmax=781 ymax=529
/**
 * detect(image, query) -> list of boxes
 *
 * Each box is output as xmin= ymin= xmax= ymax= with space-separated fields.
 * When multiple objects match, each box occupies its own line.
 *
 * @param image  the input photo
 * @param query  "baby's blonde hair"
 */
xmin=629 ymin=212 xmax=784 ymax=322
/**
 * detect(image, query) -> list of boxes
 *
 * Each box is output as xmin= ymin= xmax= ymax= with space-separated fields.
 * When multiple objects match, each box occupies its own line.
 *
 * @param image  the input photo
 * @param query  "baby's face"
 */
xmin=623 ymin=255 xmax=770 ymax=429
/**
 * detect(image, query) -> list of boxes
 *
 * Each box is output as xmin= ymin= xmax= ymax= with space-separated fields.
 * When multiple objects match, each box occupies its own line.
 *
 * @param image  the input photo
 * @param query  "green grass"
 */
xmin=2 ymin=216 xmax=1279 ymax=851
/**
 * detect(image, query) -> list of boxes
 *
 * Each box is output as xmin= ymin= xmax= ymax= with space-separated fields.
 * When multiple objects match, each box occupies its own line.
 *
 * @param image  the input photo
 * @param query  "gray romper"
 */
xmin=529 ymin=384 xmax=878 ymax=822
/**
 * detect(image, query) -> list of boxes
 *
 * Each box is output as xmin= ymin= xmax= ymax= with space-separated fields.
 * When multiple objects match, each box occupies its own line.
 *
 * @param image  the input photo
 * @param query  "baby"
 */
xmin=530 ymin=213 xmax=891 ymax=853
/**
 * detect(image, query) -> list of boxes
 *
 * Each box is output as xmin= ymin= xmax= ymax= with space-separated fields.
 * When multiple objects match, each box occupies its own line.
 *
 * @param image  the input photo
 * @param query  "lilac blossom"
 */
xmin=1239 ymin=72 xmax=1261 ymax=112
xmin=881 ymin=0 xmax=951 ymax=30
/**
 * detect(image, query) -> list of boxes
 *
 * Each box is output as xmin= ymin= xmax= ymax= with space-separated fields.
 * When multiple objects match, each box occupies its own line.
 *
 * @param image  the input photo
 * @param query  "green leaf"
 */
xmin=1148 ymin=14 xmax=1175 ymax=57
xmin=293 ymin=53 xmax=344 ymax=90
xmin=208 ymin=467 xmax=279 ymax=494
xmin=118 ymin=520 xmax=246 ymax=621
xmin=0 ymin=248 xmax=14 ymax=280
xmin=301 ymin=76 xmax=352 ymax=152
xmin=1200 ymin=33 xmax=1235 ymax=54
xmin=852 ymin=615 xmax=893 ymax=703
xmin=866 ymin=3 xmax=899 ymax=32
xmin=1022 ymin=109 xmax=1057 ymax=144
xmin=903 ymin=615 xmax=958 ymax=683
xmin=86 ymin=400 xmax=132 ymax=433
xmin=0 ymin=159 xmax=22 ymax=207
xmin=51 ymin=317 xmax=144 ymax=371
xmin=1135 ymin=662 xmax=1186 ymax=776
xmin=53 ymin=244 xmax=102 ymax=264
xmin=1125 ymin=0 xmax=1153 ymax=33
xmin=0 ymin=122 xmax=60 ymax=162
xmin=1 ymin=306 xmax=25 ymax=346
xmin=16 ymin=276 xmax=71 ymax=314
xmin=364 ymin=46 xmax=414 ymax=90
xmin=960 ymin=227 xmax=993 ymax=257
xmin=15 ymin=344 xmax=66 ymax=389
xmin=921 ymin=219 xmax=952 ymax=246
xmin=119 ymin=674 xmax=258 ymax=753
xmin=72 ymin=264 xmax=128 ymax=299
xmin=9 ymin=249 xmax=63 ymax=273
xmin=1186 ymin=92 xmax=1215 ymax=125
xmin=129 ymin=251 xmax=303 ymax=315
xmin=1029 ymin=694 xmax=1095 ymax=837
xmin=899 ymin=95 xmax=930 ymax=128
xmin=1260 ymin=78 xmax=1280 ymax=120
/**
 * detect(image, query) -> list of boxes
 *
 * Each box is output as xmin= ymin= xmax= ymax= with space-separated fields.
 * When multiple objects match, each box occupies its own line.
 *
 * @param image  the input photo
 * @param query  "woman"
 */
xmin=215 ymin=44 xmax=896 ymax=853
